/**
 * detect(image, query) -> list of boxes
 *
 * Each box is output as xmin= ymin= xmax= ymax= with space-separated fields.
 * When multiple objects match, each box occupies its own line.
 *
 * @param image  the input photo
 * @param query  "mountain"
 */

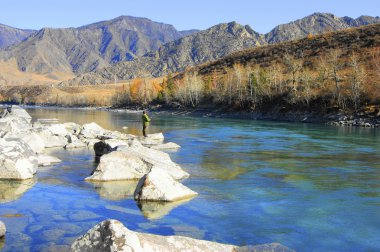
xmin=1 ymin=13 xmax=380 ymax=86
xmin=0 ymin=24 xmax=35 ymax=49
xmin=60 ymin=22 xmax=266 ymax=85
xmin=265 ymin=12 xmax=380 ymax=43
xmin=0 ymin=16 xmax=198 ymax=75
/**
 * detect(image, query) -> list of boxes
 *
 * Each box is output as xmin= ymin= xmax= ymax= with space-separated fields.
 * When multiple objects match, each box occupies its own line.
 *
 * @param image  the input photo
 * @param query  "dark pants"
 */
xmin=143 ymin=125 xmax=147 ymax=137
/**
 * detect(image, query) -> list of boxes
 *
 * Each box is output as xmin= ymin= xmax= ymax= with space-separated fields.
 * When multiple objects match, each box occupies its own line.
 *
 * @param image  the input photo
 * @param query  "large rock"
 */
xmin=134 ymin=167 xmax=197 ymax=202
xmin=85 ymin=151 xmax=151 ymax=181
xmin=70 ymin=219 xmax=235 ymax=252
xmin=120 ymin=146 xmax=189 ymax=180
xmin=47 ymin=124 xmax=70 ymax=137
xmin=35 ymin=129 xmax=68 ymax=148
xmin=79 ymin=122 xmax=107 ymax=139
xmin=0 ymin=221 xmax=5 ymax=238
xmin=7 ymin=105 xmax=32 ymax=122
xmin=63 ymin=122 xmax=82 ymax=136
xmin=88 ymin=145 xmax=189 ymax=181
xmin=0 ymin=116 xmax=31 ymax=138
xmin=0 ymin=138 xmax=38 ymax=180
xmin=20 ymin=132 xmax=45 ymax=153
xmin=71 ymin=220 xmax=294 ymax=252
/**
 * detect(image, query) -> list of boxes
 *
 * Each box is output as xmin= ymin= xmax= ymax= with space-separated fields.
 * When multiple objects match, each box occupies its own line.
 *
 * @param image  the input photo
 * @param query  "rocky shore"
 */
xmin=0 ymin=105 xmax=295 ymax=251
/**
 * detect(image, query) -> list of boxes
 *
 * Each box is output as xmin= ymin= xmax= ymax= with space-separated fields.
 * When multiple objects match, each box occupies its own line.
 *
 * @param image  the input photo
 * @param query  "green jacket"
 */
xmin=142 ymin=114 xmax=151 ymax=127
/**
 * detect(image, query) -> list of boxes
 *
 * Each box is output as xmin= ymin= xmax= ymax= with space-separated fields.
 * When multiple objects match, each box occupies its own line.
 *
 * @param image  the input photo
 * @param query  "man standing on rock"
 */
xmin=142 ymin=111 xmax=151 ymax=137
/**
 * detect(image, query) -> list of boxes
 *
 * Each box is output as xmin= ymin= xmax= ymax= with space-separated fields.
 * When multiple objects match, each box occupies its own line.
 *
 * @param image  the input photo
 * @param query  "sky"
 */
xmin=1 ymin=0 xmax=379 ymax=34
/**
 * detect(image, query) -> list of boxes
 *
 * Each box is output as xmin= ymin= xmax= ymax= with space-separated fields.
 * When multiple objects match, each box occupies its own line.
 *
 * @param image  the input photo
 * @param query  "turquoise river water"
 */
xmin=0 ymin=107 xmax=379 ymax=251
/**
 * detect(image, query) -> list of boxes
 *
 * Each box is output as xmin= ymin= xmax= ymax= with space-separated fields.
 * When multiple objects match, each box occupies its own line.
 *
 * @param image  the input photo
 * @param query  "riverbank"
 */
xmin=3 ymin=103 xmax=380 ymax=128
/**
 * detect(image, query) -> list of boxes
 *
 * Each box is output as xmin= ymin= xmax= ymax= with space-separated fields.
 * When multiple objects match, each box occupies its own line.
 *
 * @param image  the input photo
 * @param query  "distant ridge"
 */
xmin=0 ymin=23 xmax=35 ymax=49
xmin=0 ymin=16 xmax=198 ymax=74
xmin=265 ymin=12 xmax=380 ymax=43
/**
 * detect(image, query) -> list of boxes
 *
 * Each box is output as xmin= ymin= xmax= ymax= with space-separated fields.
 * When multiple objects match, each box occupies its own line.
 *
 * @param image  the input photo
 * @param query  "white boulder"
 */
xmin=85 ymin=152 xmax=151 ymax=181
xmin=20 ymin=132 xmax=45 ymax=153
xmin=134 ymin=167 xmax=198 ymax=202
xmin=0 ymin=221 xmax=5 ymax=238
xmin=70 ymin=219 xmax=236 ymax=252
xmin=0 ymin=138 xmax=38 ymax=180
xmin=7 ymin=105 xmax=32 ymax=122
xmin=35 ymin=129 xmax=68 ymax=148
xmin=79 ymin=122 xmax=107 ymax=139
xmin=122 ymin=146 xmax=189 ymax=180
xmin=47 ymin=124 xmax=70 ymax=137
xmin=37 ymin=154 xmax=62 ymax=166
xmin=63 ymin=122 xmax=82 ymax=136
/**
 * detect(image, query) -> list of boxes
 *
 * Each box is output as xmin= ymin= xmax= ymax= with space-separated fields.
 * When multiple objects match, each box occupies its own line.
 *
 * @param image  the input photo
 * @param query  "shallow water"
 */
xmin=0 ymin=107 xmax=379 ymax=251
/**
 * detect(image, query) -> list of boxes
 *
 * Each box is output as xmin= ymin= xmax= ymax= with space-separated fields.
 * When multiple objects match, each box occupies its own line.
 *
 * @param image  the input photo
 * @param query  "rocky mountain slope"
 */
xmin=0 ymin=24 xmax=35 ymax=49
xmin=60 ymin=22 xmax=266 ymax=85
xmin=61 ymin=13 xmax=380 ymax=86
xmin=265 ymin=12 xmax=380 ymax=43
xmin=0 ymin=16 xmax=197 ymax=75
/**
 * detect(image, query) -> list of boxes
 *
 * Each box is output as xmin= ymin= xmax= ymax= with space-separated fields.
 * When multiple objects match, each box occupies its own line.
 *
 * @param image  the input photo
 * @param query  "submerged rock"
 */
xmin=0 ymin=138 xmax=38 ymax=180
xmin=150 ymin=142 xmax=181 ymax=150
xmin=0 ymin=221 xmax=5 ymax=238
xmin=71 ymin=220 xmax=294 ymax=252
xmin=37 ymin=154 xmax=62 ymax=167
xmin=134 ymin=167 xmax=198 ymax=202
xmin=0 ymin=179 xmax=36 ymax=203
xmin=90 ymin=181 xmax=138 ymax=201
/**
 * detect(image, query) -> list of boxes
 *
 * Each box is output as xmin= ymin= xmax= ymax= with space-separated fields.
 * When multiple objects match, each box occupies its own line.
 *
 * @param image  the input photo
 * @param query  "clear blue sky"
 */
xmin=1 ymin=0 xmax=379 ymax=33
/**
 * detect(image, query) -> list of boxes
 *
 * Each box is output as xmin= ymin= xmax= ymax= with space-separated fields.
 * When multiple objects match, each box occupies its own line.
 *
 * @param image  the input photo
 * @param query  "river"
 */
xmin=0 ymin=107 xmax=379 ymax=251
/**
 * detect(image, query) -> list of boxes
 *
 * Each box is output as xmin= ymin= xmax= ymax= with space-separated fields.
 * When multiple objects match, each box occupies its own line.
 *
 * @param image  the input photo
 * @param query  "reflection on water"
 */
xmin=0 ymin=179 xmax=36 ymax=203
xmin=0 ymin=107 xmax=377 ymax=251
xmin=137 ymin=198 xmax=193 ymax=220
xmin=89 ymin=181 xmax=138 ymax=201
xmin=0 ymin=238 xmax=4 ymax=250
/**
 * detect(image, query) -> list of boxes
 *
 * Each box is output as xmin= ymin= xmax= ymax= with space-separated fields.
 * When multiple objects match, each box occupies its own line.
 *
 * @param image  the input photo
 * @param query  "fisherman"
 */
xmin=142 ymin=110 xmax=151 ymax=137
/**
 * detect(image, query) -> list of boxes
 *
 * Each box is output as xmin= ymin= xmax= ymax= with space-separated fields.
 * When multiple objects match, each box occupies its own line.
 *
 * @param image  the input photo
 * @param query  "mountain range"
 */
xmin=0 ymin=12 xmax=379 ymax=86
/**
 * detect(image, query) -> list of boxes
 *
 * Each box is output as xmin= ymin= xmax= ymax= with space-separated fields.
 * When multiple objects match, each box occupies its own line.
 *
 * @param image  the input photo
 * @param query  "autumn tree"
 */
xmin=348 ymin=53 xmax=366 ymax=111
xmin=327 ymin=49 xmax=344 ymax=107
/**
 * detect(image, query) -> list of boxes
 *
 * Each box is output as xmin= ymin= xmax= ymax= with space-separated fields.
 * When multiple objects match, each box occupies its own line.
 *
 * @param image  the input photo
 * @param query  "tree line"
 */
xmin=113 ymin=47 xmax=380 ymax=112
